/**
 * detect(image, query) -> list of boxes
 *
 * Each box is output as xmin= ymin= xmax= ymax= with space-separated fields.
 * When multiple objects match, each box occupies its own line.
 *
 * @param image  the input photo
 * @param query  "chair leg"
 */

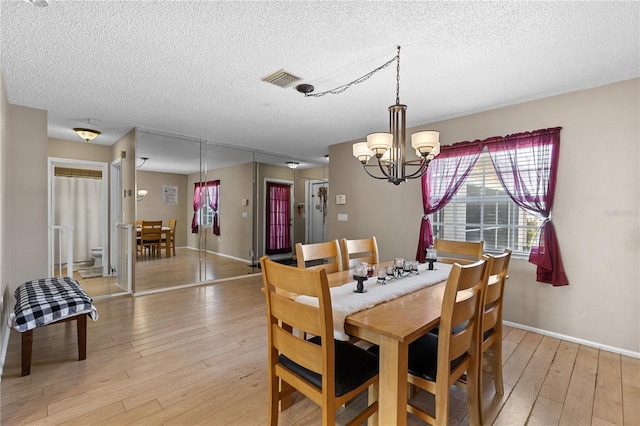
xmin=268 ymin=376 xmax=280 ymax=426
xmin=467 ymin=354 xmax=482 ymax=426
xmin=492 ymin=338 xmax=504 ymax=395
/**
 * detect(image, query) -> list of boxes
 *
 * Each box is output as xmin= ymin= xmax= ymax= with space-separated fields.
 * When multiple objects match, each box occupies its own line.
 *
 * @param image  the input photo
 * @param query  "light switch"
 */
xmin=338 ymin=214 xmax=348 ymax=222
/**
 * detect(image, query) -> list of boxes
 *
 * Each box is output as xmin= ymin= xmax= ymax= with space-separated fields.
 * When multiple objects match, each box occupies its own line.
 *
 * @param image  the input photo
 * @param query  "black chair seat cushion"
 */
xmin=279 ymin=336 xmax=378 ymax=397
xmin=407 ymin=332 xmax=467 ymax=381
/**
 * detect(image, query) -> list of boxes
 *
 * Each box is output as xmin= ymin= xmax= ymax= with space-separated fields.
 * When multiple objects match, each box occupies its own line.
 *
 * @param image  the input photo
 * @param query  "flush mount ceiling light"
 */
xmin=73 ymin=128 xmax=101 ymax=143
xmin=286 ymin=161 xmax=299 ymax=169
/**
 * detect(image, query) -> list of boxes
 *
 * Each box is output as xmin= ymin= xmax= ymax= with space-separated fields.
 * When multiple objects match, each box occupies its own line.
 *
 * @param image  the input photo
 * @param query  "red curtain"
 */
xmin=486 ymin=127 xmax=567 ymax=286
xmin=266 ymin=182 xmax=291 ymax=255
xmin=416 ymin=127 xmax=567 ymax=286
xmin=207 ymin=180 xmax=220 ymax=235
xmin=191 ymin=182 xmax=203 ymax=233
xmin=415 ymin=141 xmax=484 ymax=262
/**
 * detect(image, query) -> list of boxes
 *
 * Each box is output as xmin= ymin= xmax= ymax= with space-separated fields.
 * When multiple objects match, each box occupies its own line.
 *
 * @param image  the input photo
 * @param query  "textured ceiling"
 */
xmin=1 ymin=1 xmax=639 ymax=174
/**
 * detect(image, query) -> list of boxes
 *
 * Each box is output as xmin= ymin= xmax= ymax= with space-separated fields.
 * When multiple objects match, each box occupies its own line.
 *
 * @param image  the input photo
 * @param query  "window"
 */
xmin=199 ymin=203 xmax=215 ymax=227
xmin=431 ymin=150 xmax=543 ymax=257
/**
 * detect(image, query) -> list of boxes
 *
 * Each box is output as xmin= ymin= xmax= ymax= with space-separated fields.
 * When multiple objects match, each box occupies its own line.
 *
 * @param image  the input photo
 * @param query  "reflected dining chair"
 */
xmin=434 ymin=238 xmax=484 ymax=264
xmin=478 ymin=249 xmax=511 ymax=423
xmin=138 ymin=220 xmax=163 ymax=259
xmin=295 ymin=240 xmax=343 ymax=274
xmin=260 ymin=256 xmax=379 ymax=426
xmin=162 ymin=218 xmax=177 ymax=257
xmin=406 ymin=259 xmax=488 ymax=426
xmin=339 ymin=236 xmax=379 ymax=270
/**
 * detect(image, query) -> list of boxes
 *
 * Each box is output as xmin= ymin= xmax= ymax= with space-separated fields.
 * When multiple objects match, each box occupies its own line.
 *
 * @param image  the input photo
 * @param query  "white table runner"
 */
xmin=296 ymin=262 xmax=452 ymax=341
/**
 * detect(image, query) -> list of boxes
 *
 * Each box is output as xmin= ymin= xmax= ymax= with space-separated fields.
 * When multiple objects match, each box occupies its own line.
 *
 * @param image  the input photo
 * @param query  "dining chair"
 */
xmin=260 ymin=256 xmax=379 ymax=426
xmin=339 ymin=236 xmax=379 ymax=270
xmin=406 ymin=258 xmax=488 ymax=426
xmin=138 ymin=220 xmax=163 ymax=259
xmin=161 ymin=219 xmax=177 ymax=257
xmin=478 ymin=249 xmax=511 ymax=423
xmin=295 ymin=240 xmax=343 ymax=274
xmin=433 ymin=238 xmax=484 ymax=264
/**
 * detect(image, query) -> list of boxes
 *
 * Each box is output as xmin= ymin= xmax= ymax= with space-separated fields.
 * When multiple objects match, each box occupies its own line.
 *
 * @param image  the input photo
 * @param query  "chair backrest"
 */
xmin=140 ymin=220 xmax=162 ymax=242
xmin=481 ymin=249 xmax=512 ymax=336
xmin=168 ymin=218 xmax=177 ymax=233
xmin=433 ymin=239 xmax=484 ymax=264
xmin=340 ymin=237 xmax=379 ymax=270
xmin=136 ymin=219 xmax=143 ymax=226
xmin=261 ymin=256 xmax=337 ymax=397
xmin=295 ymin=240 xmax=343 ymax=274
xmin=436 ymin=258 xmax=488 ymax=390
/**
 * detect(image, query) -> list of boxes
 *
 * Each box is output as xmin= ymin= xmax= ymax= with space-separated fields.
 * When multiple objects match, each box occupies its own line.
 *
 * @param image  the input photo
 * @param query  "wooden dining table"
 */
xmin=325 ymin=263 xmax=448 ymax=426
xmin=136 ymin=226 xmax=173 ymax=257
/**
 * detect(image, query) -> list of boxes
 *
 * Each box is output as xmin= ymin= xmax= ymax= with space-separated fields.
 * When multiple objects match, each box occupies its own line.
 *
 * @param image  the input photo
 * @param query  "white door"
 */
xmin=306 ymin=180 xmax=328 ymax=244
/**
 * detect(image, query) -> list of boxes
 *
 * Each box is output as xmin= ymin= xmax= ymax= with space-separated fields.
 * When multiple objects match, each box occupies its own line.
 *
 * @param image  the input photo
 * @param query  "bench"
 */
xmin=11 ymin=277 xmax=99 ymax=376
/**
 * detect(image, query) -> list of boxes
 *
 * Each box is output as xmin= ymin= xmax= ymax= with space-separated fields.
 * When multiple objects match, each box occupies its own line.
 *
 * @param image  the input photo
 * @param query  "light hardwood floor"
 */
xmin=1 ymin=274 xmax=638 ymax=425
xmin=74 ymin=248 xmax=257 ymax=298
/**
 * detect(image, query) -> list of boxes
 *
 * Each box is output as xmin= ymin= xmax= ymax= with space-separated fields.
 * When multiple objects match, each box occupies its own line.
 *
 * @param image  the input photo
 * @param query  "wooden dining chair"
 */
xmin=406 ymin=259 xmax=488 ymax=426
xmin=433 ymin=238 xmax=484 ymax=264
xmin=138 ymin=220 xmax=163 ymax=259
xmin=260 ymin=256 xmax=379 ymax=426
xmin=295 ymin=240 xmax=343 ymax=274
xmin=339 ymin=236 xmax=379 ymax=270
xmin=161 ymin=219 xmax=177 ymax=257
xmin=478 ymin=249 xmax=511 ymax=423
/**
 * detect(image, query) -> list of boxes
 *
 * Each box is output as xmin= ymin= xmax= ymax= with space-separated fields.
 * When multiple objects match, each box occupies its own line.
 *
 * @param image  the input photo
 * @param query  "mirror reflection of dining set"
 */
xmin=136 ymin=219 xmax=176 ymax=259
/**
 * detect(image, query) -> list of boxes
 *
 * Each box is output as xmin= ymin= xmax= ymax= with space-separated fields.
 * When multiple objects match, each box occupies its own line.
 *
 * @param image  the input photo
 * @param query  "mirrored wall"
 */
xmin=134 ymin=129 xmax=328 ymax=293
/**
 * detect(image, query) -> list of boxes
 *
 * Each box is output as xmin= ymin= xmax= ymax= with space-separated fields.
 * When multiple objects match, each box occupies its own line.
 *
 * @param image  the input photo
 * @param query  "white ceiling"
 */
xmin=1 ymin=1 xmax=638 ymax=174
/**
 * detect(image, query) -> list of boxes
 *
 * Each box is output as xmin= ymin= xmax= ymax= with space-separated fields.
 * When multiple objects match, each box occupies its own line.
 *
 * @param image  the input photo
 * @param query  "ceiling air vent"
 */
xmin=262 ymin=69 xmax=302 ymax=88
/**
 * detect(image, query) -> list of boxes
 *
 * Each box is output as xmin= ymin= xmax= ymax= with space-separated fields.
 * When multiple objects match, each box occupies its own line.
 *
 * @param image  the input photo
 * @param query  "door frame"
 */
xmin=305 ymin=179 xmax=329 ymax=244
xmin=47 ymin=157 xmax=109 ymax=276
xmin=263 ymin=178 xmax=294 ymax=260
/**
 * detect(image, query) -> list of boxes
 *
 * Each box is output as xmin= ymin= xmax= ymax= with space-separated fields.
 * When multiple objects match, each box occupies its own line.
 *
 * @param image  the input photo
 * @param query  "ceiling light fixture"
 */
xmin=300 ymin=46 xmax=440 ymax=185
xmin=137 ymin=189 xmax=148 ymax=201
xmin=286 ymin=161 xmax=299 ymax=169
xmin=73 ymin=127 xmax=101 ymax=143
xmin=352 ymin=46 xmax=440 ymax=185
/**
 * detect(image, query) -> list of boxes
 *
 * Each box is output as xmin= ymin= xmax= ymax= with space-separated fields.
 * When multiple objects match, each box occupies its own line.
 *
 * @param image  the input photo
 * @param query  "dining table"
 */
xmin=323 ymin=262 xmax=450 ymax=426
xmin=136 ymin=226 xmax=173 ymax=257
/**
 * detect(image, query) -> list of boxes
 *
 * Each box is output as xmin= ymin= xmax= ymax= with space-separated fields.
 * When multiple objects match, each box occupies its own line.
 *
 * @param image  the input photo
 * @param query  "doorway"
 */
xmin=306 ymin=179 xmax=329 ymax=244
xmin=264 ymin=180 xmax=294 ymax=259
xmin=47 ymin=157 xmax=118 ymax=297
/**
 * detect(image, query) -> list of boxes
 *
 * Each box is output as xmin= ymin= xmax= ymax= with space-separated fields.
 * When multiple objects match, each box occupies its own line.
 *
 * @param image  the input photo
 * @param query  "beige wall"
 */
xmin=49 ymin=137 xmax=113 ymax=162
xmin=187 ymin=161 xmax=254 ymax=261
xmin=0 ymin=74 xmax=8 ymax=364
xmin=136 ymin=170 xmax=188 ymax=248
xmin=329 ymin=79 xmax=640 ymax=353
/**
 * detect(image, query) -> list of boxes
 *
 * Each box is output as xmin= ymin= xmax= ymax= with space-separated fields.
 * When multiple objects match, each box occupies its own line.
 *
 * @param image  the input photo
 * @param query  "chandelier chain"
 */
xmin=396 ymin=45 xmax=401 ymax=105
xmin=304 ymin=49 xmax=400 ymax=97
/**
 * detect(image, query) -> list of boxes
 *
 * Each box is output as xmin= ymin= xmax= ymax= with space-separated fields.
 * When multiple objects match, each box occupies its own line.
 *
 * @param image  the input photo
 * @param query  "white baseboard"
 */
xmin=184 ymin=246 xmax=251 ymax=264
xmin=504 ymin=321 xmax=640 ymax=359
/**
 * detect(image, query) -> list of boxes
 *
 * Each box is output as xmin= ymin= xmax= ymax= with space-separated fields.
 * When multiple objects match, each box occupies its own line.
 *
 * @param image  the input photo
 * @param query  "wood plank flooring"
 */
xmin=71 ymin=248 xmax=256 ymax=298
xmin=2 ymin=274 xmax=638 ymax=425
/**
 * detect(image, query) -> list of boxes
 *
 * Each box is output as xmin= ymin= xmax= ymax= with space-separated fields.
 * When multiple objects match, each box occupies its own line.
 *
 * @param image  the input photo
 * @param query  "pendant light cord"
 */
xmin=304 ymin=46 xmax=401 ymax=98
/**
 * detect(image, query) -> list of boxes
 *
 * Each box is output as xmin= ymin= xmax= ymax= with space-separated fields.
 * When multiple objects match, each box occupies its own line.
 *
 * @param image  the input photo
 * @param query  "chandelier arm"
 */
xmin=402 ymin=160 xmax=431 ymax=179
xmin=362 ymin=163 xmax=392 ymax=180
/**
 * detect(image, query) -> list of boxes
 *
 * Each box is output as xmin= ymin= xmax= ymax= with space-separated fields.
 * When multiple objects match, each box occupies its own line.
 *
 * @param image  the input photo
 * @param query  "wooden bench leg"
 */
xmin=77 ymin=314 xmax=87 ymax=360
xmin=21 ymin=330 xmax=33 ymax=377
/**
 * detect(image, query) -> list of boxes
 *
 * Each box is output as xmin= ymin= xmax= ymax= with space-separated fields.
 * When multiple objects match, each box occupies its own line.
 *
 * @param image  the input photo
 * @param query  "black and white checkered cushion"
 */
xmin=12 ymin=277 xmax=98 ymax=332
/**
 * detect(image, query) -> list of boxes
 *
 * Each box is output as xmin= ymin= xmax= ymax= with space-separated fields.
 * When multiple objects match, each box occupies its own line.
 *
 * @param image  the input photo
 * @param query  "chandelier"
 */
xmin=352 ymin=46 xmax=440 ymax=185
